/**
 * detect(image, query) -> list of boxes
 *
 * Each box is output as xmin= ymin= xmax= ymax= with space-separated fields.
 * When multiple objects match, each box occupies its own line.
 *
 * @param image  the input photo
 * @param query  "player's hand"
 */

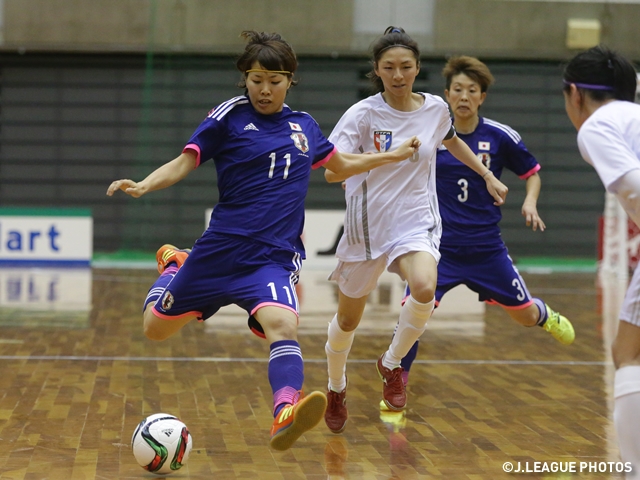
xmin=484 ymin=172 xmax=508 ymax=206
xmin=522 ymin=203 xmax=545 ymax=231
xmin=393 ymin=136 xmax=421 ymax=161
xmin=106 ymin=179 xmax=147 ymax=198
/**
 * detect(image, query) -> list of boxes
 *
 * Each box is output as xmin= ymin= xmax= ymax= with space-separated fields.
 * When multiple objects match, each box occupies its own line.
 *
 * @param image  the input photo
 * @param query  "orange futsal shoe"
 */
xmin=269 ymin=391 xmax=327 ymax=451
xmin=155 ymin=244 xmax=191 ymax=274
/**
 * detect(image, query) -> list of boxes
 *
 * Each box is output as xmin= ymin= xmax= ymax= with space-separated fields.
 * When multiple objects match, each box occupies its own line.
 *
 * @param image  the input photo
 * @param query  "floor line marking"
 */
xmin=0 ymin=355 xmax=609 ymax=366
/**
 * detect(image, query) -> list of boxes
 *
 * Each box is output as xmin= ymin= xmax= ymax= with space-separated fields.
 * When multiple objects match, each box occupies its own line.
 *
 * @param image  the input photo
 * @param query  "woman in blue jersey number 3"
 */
xmin=563 ymin=44 xmax=640 ymax=476
xmin=398 ymin=56 xmax=576 ymax=392
xmin=106 ymin=31 xmax=420 ymax=451
xmin=321 ymin=28 xmax=509 ymax=435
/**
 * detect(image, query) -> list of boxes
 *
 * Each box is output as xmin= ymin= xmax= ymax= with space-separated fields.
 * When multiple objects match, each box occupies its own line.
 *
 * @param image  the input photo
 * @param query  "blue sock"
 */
xmin=142 ymin=269 xmax=176 ymax=312
xmin=401 ymin=340 xmax=419 ymax=372
xmin=533 ymin=298 xmax=548 ymax=326
xmin=269 ymin=340 xmax=304 ymax=416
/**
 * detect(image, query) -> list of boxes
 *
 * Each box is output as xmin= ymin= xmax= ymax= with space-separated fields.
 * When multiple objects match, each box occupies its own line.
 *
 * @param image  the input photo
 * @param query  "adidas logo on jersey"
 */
xmin=244 ymin=123 xmax=259 ymax=131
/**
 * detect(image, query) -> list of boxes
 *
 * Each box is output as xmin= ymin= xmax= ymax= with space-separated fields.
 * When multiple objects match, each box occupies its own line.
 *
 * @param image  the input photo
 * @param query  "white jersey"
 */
xmin=578 ymin=100 xmax=640 ymax=227
xmin=578 ymin=101 xmax=640 ymax=190
xmin=580 ymin=100 xmax=640 ymax=327
xmin=329 ymin=92 xmax=453 ymax=261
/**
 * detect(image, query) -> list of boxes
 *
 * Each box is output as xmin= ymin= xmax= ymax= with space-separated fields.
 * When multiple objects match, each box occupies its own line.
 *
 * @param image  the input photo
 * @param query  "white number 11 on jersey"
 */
xmin=268 ymin=152 xmax=291 ymax=180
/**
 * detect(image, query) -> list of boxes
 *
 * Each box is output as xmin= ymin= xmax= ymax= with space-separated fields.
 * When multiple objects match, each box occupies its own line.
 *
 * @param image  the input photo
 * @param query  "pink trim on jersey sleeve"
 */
xmin=183 ymin=143 xmax=202 ymax=167
xmin=485 ymin=299 xmax=534 ymax=310
xmin=251 ymin=302 xmax=299 ymax=317
xmin=518 ymin=164 xmax=541 ymax=180
xmin=312 ymin=146 xmax=337 ymax=170
xmin=151 ymin=305 xmax=203 ymax=320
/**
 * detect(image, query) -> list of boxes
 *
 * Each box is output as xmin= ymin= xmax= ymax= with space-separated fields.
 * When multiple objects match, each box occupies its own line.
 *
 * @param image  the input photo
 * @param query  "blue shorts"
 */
xmin=406 ymin=244 xmax=533 ymax=309
xmin=152 ymin=232 xmax=302 ymax=321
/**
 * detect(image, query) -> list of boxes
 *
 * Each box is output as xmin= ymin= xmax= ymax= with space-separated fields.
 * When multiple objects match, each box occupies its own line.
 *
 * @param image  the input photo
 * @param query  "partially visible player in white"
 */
xmin=563 ymin=44 xmax=640 ymax=476
xmin=322 ymin=26 xmax=508 ymax=434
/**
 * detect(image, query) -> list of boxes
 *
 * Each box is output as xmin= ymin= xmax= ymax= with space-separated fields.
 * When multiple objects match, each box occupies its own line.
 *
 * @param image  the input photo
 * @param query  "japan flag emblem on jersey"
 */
xmin=289 ymin=122 xmax=302 ymax=131
xmin=374 ymin=131 xmax=392 ymax=152
xmin=291 ymin=132 xmax=309 ymax=153
xmin=478 ymin=141 xmax=490 ymax=150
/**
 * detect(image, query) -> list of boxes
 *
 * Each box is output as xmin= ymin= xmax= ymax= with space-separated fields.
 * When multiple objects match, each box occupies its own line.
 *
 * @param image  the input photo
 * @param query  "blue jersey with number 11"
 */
xmin=437 ymin=116 xmax=540 ymax=246
xmin=183 ymin=96 xmax=336 ymax=257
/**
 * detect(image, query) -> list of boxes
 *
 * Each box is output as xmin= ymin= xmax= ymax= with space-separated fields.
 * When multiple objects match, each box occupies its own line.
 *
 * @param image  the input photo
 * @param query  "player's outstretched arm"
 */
xmin=443 ymin=135 xmax=508 ymax=206
xmin=325 ymin=168 xmax=345 ymax=183
xmin=522 ymin=172 xmax=545 ymax=231
xmin=323 ymin=136 xmax=420 ymax=182
xmin=106 ymin=151 xmax=197 ymax=198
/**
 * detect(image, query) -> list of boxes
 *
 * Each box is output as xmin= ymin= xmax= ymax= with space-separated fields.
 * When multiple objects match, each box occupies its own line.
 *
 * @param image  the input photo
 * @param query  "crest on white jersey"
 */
xmin=478 ymin=141 xmax=490 ymax=150
xmin=289 ymin=122 xmax=302 ymax=131
xmin=291 ymin=133 xmax=309 ymax=153
xmin=374 ymin=131 xmax=392 ymax=152
xmin=477 ymin=152 xmax=491 ymax=169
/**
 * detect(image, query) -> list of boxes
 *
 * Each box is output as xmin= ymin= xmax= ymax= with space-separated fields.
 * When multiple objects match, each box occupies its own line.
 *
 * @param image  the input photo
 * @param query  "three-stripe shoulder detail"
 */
xmin=208 ymin=96 xmax=249 ymax=121
xmin=483 ymin=118 xmax=522 ymax=144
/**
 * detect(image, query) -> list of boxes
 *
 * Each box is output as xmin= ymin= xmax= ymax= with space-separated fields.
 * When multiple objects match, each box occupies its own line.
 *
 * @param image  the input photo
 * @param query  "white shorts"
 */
xmin=329 ymin=235 xmax=440 ymax=298
xmin=620 ymin=265 xmax=640 ymax=326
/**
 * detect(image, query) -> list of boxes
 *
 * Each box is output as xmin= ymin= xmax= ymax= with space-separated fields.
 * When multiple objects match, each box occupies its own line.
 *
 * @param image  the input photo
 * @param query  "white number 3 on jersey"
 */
xmin=457 ymin=178 xmax=468 ymax=203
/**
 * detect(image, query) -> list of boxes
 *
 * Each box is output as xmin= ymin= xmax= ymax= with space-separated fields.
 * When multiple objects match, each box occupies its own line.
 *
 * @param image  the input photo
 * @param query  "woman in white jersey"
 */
xmin=322 ymin=26 xmax=508 ymax=434
xmin=563 ymin=44 xmax=640 ymax=475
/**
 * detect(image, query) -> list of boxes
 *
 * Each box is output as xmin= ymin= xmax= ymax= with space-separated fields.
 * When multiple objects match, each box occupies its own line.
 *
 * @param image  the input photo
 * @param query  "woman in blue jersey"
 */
xmin=563 ymin=44 xmax=640 ymax=476
xmin=106 ymin=31 xmax=420 ymax=451
xmin=399 ymin=56 xmax=575 ymax=385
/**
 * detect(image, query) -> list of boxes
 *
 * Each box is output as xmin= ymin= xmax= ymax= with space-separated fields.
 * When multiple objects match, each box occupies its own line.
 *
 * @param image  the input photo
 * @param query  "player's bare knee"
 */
xmin=409 ymin=283 xmax=435 ymax=304
xmin=612 ymin=323 xmax=640 ymax=369
xmin=262 ymin=315 xmax=297 ymax=339
xmin=336 ymin=312 xmax=360 ymax=332
xmin=143 ymin=324 xmax=170 ymax=341
xmin=612 ymin=342 xmax=640 ymax=369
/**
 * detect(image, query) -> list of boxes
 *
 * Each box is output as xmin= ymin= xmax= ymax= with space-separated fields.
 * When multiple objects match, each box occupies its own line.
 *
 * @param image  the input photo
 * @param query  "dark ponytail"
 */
xmin=563 ymin=44 xmax=636 ymax=102
xmin=366 ymin=26 xmax=420 ymax=94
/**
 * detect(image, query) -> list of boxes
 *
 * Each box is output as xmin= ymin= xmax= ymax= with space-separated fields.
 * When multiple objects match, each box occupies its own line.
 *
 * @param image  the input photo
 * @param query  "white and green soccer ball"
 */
xmin=132 ymin=413 xmax=192 ymax=475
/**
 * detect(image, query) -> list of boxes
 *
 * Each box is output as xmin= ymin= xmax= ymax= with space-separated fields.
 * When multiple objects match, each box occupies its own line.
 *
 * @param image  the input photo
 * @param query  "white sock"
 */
xmin=614 ymin=365 xmax=640 ymax=478
xmin=326 ymin=314 xmax=355 ymax=393
xmin=383 ymin=295 xmax=434 ymax=369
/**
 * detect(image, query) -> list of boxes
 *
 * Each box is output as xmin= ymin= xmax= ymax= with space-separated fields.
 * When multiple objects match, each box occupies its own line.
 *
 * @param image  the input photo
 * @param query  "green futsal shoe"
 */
xmin=543 ymin=305 xmax=575 ymax=345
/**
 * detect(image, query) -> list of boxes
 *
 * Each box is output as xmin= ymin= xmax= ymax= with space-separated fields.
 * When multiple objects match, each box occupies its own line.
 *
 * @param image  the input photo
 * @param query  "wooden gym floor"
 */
xmin=0 ymin=267 xmax=626 ymax=479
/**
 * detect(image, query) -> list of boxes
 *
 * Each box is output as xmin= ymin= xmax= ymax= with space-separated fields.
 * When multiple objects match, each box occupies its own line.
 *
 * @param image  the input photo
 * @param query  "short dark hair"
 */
xmin=563 ymin=44 xmax=637 ymax=102
xmin=236 ymin=31 xmax=299 ymax=90
xmin=367 ymin=26 xmax=420 ymax=94
xmin=443 ymin=56 xmax=494 ymax=93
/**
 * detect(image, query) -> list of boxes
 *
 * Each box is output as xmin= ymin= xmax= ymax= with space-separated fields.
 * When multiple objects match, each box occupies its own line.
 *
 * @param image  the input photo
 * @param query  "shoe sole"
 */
xmin=270 ymin=391 xmax=327 ymax=451
xmin=376 ymin=362 xmax=406 ymax=412
xmin=156 ymin=245 xmax=191 ymax=272
xmin=326 ymin=417 xmax=347 ymax=435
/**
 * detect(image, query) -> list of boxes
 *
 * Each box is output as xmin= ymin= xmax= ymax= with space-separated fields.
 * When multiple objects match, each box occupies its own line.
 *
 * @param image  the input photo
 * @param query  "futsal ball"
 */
xmin=131 ymin=413 xmax=192 ymax=475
